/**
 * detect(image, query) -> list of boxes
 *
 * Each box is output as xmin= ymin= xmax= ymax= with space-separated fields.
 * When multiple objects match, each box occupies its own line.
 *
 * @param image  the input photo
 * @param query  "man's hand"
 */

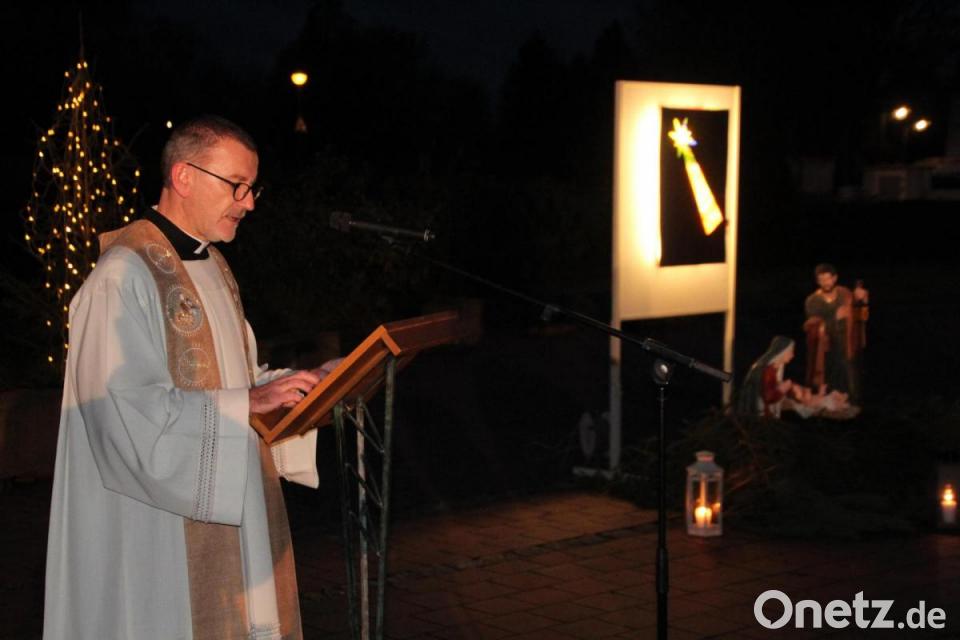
xmin=249 ymin=370 xmax=321 ymax=414
xmin=311 ymin=357 xmax=344 ymax=382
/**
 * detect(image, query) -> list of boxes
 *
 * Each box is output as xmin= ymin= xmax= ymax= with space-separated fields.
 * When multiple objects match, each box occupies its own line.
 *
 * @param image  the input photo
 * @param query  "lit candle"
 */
xmin=695 ymin=505 xmax=712 ymax=528
xmin=942 ymin=484 xmax=957 ymax=525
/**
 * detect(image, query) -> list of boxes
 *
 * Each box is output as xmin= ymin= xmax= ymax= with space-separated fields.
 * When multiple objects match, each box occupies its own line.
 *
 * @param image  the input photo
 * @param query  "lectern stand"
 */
xmin=251 ymin=310 xmax=463 ymax=640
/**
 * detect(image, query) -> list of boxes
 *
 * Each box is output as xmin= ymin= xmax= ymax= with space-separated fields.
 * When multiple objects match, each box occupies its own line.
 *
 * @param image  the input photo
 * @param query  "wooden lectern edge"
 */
xmin=381 ymin=332 xmax=402 ymax=357
xmin=251 ymin=310 xmax=463 ymax=445
xmin=250 ymin=327 xmax=388 ymax=442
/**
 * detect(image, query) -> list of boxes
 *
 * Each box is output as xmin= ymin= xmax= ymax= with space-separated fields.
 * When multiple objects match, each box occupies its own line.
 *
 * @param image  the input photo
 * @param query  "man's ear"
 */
xmin=169 ymin=162 xmax=193 ymax=197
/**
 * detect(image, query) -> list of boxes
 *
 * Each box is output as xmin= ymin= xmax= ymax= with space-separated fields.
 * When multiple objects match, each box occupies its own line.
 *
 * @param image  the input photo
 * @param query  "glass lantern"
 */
xmin=938 ymin=460 xmax=960 ymax=529
xmin=941 ymin=484 xmax=957 ymax=527
xmin=686 ymin=451 xmax=723 ymax=537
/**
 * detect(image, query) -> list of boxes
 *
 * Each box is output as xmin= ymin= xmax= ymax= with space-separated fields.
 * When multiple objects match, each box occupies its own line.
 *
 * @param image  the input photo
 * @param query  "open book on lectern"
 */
xmin=250 ymin=310 xmax=463 ymax=445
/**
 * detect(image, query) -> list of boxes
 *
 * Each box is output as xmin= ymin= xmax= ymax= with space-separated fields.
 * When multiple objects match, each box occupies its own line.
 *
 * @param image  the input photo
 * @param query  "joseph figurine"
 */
xmin=803 ymin=263 xmax=865 ymax=404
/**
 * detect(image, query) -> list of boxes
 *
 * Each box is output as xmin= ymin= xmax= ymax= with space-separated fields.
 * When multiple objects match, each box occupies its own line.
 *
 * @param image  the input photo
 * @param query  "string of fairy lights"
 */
xmin=23 ymin=58 xmax=140 ymax=370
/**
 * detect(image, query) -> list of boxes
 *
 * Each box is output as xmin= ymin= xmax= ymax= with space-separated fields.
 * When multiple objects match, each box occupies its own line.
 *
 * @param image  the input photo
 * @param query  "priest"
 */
xmin=44 ymin=115 xmax=330 ymax=639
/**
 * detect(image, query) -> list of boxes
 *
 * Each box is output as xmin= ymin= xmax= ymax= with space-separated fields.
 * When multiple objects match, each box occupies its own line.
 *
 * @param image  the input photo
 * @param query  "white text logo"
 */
xmin=754 ymin=590 xmax=946 ymax=631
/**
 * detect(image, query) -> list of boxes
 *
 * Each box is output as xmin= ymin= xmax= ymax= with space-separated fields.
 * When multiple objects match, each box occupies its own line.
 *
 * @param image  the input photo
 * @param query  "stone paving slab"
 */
xmin=291 ymin=490 xmax=960 ymax=639
xmin=3 ymin=481 xmax=960 ymax=638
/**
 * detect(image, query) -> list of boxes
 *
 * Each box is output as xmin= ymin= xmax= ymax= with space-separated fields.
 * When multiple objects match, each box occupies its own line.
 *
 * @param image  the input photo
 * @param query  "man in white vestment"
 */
xmin=44 ymin=116 xmax=332 ymax=639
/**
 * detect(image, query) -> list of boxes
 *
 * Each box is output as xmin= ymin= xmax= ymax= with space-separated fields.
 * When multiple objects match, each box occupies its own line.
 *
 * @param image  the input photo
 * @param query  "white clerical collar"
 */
xmin=147 ymin=206 xmax=211 ymax=260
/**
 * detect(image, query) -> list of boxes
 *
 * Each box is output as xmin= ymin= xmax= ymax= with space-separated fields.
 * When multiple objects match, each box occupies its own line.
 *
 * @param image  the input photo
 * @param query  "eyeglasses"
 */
xmin=185 ymin=162 xmax=263 ymax=201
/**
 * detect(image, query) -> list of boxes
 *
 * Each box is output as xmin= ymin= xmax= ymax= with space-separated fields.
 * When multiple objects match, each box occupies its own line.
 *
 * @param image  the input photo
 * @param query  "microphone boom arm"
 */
xmin=331 ymin=211 xmax=435 ymax=242
xmin=404 ymin=248 xmax=731 ymax=383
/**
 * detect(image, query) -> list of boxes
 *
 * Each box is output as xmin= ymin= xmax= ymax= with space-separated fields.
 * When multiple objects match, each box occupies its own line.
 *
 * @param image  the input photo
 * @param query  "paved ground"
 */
xmin=3 ymin=481 xmax=959 ymax=639
xmin=291 ymin=491 xmax=960 ymax=639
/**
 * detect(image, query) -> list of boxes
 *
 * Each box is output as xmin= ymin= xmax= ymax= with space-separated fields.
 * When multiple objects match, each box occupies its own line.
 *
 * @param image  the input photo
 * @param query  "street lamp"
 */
xmin=892 ymin=105 xmax=911 ymax=121
xmin=290 ymin=70 xmax=308 ymax=133
xmin=290 ymin=72 xmax=308 ymax=87
xmin=887 ymin=104 xmax=932 ymax=161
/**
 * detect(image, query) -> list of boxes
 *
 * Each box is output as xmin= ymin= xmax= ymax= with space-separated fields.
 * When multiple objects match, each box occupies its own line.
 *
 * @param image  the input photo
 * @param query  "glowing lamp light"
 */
xmin=290 ymin=71 xmax=309 ymax=87
xmin=942 ymin=484 xmax=957 ymax=525
xmin=694 ymin=505 xmax=712 ymax=528
xmin=914 ymin=119 xmax=930 ymax=132
xmin=892 ymin=105 xmax=910 ymax=121
xmin=290 ymin=71 xmax=310 ymax=133
xmin=686 ymin=451 xmax=723 ymax=537
xmin=668 ymin=118 xmax=724 ymax=236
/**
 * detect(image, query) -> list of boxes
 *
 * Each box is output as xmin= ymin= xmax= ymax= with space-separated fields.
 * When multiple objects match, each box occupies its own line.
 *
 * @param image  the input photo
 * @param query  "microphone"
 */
xmin=329 ymin=211 xmax=435 ymax=242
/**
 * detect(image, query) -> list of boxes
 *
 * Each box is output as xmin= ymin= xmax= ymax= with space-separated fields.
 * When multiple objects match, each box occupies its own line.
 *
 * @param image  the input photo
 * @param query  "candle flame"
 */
xmin=943 ymin=484 xmax=956 ymax=505
xmin=694 ymin=505 xmax=713 ymax=527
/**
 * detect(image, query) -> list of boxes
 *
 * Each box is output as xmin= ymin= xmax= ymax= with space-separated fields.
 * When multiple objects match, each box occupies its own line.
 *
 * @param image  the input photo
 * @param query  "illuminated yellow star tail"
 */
xmin=668 ymin=118 xmax=724 ymax=236
xmin=682 ymin=158 xmax=724 ymax=236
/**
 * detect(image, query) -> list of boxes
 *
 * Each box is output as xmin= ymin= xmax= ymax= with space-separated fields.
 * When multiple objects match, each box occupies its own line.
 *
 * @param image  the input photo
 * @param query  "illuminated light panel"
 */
xmin=612 ymin=80 xmax=740 ymax=321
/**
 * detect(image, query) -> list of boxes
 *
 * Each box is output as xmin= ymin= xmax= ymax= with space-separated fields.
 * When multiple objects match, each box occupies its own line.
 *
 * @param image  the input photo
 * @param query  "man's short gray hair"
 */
xmin=160 ymin=115 xmax=257 ymax=186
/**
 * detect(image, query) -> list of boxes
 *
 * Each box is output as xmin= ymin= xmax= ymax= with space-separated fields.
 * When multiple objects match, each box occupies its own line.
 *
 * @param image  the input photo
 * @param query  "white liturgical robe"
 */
xmin=44 ymin=243 xmax=317 ymax=640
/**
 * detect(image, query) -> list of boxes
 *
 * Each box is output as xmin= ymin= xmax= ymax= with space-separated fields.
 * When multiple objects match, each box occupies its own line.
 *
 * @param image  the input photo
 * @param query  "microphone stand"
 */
xmin=371 ymin=238 xmax=731 ymax=640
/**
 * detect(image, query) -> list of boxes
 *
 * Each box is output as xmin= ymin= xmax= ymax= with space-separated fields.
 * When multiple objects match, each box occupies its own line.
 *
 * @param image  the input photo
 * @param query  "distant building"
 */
xmin=791 ymin=94 xmax=960 ymax=202
xmin=859 ymin=94 xmax=960 ymax=201
xmin=862 ymin=157 xmax=960 ymax=201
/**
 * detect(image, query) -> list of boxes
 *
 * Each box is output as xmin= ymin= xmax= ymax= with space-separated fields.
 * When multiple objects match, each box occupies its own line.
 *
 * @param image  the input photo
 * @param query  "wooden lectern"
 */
xmin=252 ymin=310 xmax=463 ymax=640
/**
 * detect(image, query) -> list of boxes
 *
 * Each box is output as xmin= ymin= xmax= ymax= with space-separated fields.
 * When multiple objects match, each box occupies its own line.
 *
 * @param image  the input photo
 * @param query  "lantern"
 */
xmin=942 ymin=484 xmax=957 ymax=526
xmin=938 ymin=459 xmax=960 ymax=529
xmin=686 ymin=451 xmax=723 ymax=537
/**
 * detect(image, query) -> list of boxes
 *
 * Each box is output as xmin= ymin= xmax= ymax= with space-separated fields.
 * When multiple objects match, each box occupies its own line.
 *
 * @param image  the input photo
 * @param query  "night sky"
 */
xmin=4 ymin=2 xmax=955 ymax=191
xmin=127 ymin=0 xmax=641 ymax=88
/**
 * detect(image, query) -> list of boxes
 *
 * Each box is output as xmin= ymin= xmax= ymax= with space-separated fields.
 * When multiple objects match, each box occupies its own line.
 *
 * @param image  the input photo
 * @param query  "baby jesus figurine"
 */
xmin=784 ymin=383 xmax=859 ymax=420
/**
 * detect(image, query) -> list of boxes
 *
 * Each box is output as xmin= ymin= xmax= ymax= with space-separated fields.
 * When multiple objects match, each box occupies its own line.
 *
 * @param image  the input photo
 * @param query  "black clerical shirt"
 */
xmin=144 ymin=208 xmax=210 ymax=260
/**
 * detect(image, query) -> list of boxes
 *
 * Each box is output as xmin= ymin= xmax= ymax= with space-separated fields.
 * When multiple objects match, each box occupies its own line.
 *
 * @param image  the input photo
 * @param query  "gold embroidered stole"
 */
xmin=100 ymin=220 xmax=301 ymax=640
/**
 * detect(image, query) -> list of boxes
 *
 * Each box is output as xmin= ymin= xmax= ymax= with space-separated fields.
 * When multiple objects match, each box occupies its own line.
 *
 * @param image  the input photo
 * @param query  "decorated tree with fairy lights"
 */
xmin=23 ymin=55 xmax=141 ymax=371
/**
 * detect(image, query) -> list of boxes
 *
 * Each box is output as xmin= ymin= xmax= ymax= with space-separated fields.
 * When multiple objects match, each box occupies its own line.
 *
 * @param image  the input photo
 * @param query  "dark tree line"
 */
xmin=3 ymin=0 xmax=959 ymax=384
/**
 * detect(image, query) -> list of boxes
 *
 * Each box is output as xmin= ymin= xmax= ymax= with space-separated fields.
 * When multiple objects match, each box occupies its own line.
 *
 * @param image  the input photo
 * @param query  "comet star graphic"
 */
xmin=668 ymin=118 xmax=724 ymax=236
